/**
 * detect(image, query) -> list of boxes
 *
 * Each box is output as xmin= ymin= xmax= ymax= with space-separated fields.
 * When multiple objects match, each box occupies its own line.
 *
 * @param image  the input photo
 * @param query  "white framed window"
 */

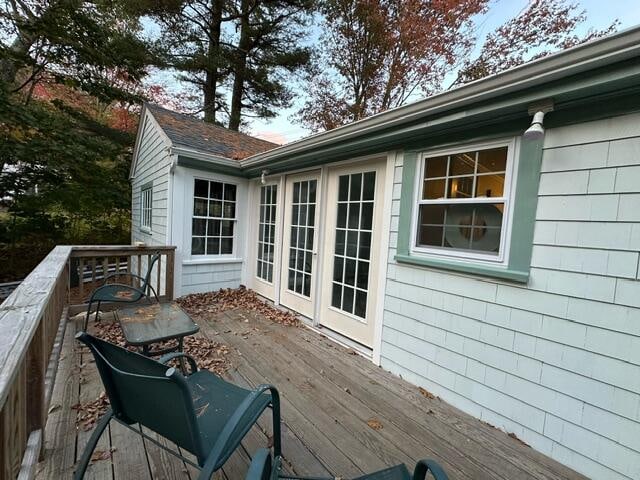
xmin=256 ymin=184 xmax=277 ymax=283
xmin=141 ymin=185 xmax=152 ymax=232
xmin=192 ymin=179 xmax=237 ymax=256
xmin=412 ymin=139 xmax=517 ymax=263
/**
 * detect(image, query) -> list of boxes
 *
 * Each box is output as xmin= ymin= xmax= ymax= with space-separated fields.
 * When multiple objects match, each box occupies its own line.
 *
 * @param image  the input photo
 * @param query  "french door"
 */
xmin=252 ymin=181 xmax=280 ymax=301
xmin=279 ymin=171 xmax=321 ymax=318
xmin=319 ymin=160 xmax=386 ymax=347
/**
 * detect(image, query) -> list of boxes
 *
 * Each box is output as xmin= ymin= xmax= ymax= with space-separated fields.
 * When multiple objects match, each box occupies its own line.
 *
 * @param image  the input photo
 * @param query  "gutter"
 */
xmin=170 ymin=145 xmax=242 ymax=168
xmin=240 ymin=25 xmax=640 ymax=168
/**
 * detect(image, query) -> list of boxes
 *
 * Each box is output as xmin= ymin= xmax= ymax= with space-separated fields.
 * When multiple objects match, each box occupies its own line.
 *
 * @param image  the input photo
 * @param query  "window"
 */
xmin=141 ymin=185 xmax=152 ymax=231
xmin=257 ymin=184 xmax=277 ymax=282
xmin=192 ymin=179 xmax=237 ymax=255
xmin=414 ymin=142 xmax=513 ymax=261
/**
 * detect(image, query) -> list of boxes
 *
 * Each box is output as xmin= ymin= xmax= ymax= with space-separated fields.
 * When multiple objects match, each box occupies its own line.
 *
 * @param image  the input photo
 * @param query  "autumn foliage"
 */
xmin=298 ymin=0 xmax=618 ymax=132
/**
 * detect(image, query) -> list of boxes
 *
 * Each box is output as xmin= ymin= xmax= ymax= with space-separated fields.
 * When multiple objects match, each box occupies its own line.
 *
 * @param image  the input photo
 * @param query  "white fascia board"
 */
xmin=170 ymin=145 xmax=240 ymax=168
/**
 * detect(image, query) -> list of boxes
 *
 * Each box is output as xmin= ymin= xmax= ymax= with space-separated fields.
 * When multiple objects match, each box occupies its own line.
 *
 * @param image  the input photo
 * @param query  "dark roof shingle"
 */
xmin=146 ymin=103 xmax=278 ymax=160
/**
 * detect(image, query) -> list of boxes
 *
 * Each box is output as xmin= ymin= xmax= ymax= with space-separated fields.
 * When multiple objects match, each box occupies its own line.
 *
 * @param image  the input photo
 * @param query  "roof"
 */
xmin=241 ymin=25 xmax=640 ymax=172
xmin=145 ymin=104 xmax=278 ymax=161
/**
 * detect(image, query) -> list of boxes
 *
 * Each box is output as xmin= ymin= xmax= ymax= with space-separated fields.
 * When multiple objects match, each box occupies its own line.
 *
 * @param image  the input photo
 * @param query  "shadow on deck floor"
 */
xmin=36 ymin=308 xmax=586 ymax=480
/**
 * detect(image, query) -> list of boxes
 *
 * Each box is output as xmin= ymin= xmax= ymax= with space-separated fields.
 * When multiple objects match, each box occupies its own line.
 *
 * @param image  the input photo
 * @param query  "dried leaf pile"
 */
xmin=177 ymin=286 xmax=299 ymax=326
xmin=91 ymin=321 xmax=232 ymax=377
xmin=72 ymin=392 xmax=110 ymax=431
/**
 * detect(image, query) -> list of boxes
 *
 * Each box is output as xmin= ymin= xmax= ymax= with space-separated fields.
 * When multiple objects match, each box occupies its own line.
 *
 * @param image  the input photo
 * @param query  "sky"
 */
xmin=148 ymin=0 xmax=640 ymax=145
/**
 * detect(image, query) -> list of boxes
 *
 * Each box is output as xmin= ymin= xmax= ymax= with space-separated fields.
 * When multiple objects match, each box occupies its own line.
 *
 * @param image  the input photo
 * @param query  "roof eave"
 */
xmin=240 ymin=25 xmax=640 ymax=169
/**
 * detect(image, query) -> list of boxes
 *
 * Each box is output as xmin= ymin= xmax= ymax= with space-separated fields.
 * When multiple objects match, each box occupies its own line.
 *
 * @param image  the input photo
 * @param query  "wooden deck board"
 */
xmin=36 ymin=308 xmax=587 ymax=480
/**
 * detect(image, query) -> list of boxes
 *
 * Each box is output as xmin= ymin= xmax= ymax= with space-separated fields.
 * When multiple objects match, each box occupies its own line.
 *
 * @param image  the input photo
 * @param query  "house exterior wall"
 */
xmin=170 ymin=166 xmax=249 ymax=296
xmin=130 ymin=112 xmax=172 ymax=295
xmin=131 ymin=113 xmax=171 ymax=245
xmin=380 ymin=112 xmax=640 ymax=480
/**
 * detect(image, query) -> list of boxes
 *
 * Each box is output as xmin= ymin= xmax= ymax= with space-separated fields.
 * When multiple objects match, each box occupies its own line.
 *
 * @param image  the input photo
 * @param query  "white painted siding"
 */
xmin=381 ymin=112 xmax=640 ymax=480
xmin=131 ymin=111 xmax=171 ymax=247
xmin=180 ymin=261 xmax=243 ymax=295
xmin=130 ymin=111 xmax=172 ymax=296
xmin=170 ymin=166 xmax=248 ymax=296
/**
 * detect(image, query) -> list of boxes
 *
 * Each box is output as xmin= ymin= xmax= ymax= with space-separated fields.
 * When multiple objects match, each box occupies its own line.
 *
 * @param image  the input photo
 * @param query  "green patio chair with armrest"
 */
xmin=245 ymin=448 xmax=449 ymax=480
xmin=83 ymin=253 xmax=161 ymax=330
xmin=74 ymin=332 xmax=282 ymax=480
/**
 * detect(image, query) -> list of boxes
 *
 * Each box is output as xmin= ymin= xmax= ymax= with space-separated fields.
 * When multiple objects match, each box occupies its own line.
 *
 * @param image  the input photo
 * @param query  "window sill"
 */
xmin=140 ymin=227 xmax=152 ymax=235
xmin=183 ymin=257 xmax=243 ymax=266
xmin=394 ymin=253 xmax=529 ymax=283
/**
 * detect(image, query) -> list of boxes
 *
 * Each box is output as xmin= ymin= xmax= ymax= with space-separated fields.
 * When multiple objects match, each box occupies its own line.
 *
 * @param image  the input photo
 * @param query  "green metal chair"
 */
xmin=83 ymin=253 xmax=161 ymax=330
xmin=74 ymin=332 xmax=281 ymax=480
xmin=245 ymin=448 xmax=449 ymax=480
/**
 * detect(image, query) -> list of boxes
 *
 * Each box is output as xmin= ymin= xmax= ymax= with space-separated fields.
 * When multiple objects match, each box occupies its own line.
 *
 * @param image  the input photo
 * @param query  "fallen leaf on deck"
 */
xmin=176 ymin=286 xmax=300 ymax=327
xmin=508 ymin=432 xmax=530 ymax=447
xmin=72 ymin=392 xmax=110 ymax=431
xmin=418 ymin=387 xmax=436 ymax=400
xmin=91 ymin=448 xmax=116 ymax=462
xmin=367 ymin=419 xmax=383 ymax=430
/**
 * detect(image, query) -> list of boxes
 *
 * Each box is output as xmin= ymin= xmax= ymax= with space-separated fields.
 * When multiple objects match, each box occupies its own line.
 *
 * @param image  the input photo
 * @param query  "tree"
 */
xmin=297 ymin=0 xmax=488 ymax=131
xmin=298 ymin=0 xmax=618 ymax=133
xmin=0 ymin=0 xmax=178 ymax=279
xmin=453 ymin=0 xmax=619 ymax=85
xmin=153 ymin=0 xmax=231 ymax=123
xmin=226 ymin=0 xmax=312 ymax=130
xmin=154 ymin=0 xmax=313 ymax=129
xmin=0 ymin=84 xmax=134 ymax=278
xmin=0 ymin=0 xmax=166 ymax=104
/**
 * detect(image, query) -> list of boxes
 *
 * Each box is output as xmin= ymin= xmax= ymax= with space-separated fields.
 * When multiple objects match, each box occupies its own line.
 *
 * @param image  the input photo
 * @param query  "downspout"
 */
xmin=167 ymin=148 xmax=179 ymax=297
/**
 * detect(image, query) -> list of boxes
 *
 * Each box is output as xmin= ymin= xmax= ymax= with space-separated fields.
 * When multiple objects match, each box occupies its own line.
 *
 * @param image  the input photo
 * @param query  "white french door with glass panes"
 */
xmin=279 ymin=171 xmax=320 ymax=318
xmin=252 ymin=182 xmax=279 ymax=300
xmin=319 ymin=159 xmax=386 ymax=348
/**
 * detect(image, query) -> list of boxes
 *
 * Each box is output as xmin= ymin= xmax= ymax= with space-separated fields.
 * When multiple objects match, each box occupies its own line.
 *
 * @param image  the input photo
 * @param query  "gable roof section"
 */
xmin=145 ymin=104 xmax=278 ymax=161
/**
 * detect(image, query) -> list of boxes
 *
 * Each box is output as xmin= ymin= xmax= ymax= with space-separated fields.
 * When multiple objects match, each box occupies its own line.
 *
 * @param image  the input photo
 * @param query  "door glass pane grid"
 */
xmin=331 ymin=172 xmax=375 ymax=319
xmin=257 ymin=185 xmax=277 ymax=282
xmin=287 ymin=180 xmax=317 ymax=297
xmin=192 ymin=179 xmax=237 ymax=255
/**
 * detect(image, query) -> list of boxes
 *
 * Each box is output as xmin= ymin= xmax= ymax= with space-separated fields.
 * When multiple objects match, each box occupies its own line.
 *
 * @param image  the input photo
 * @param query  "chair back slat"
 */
xmin=141 ymin=253 xmax=161 ymax=290
xmin=76 ymin=333 xmax=205 ymax=459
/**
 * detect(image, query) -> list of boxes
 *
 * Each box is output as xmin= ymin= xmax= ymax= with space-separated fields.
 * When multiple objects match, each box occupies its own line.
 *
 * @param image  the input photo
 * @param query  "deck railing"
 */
xmin=0 ymin=245 xmax=176 ymax=480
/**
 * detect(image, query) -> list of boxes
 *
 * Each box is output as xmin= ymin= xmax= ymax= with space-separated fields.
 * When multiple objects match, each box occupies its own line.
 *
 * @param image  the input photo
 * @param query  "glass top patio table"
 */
xmin=115 ymin=303 xmax=199 ymax=354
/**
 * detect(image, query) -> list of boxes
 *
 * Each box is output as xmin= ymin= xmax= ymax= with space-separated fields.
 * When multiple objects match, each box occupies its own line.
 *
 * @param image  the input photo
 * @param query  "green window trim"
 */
xmin=395 ymin=137 xmax=543 ymax=283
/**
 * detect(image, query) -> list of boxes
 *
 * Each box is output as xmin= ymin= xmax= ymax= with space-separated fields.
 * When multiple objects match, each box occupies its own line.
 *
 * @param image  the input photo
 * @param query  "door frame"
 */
xmin=317 ymin=157 xmax=388 ymax=348
xmin=278 ymin=170 xmax=323 ymax=318
xmin=245 ymin=151 xmax=396 ymax=365
xmin=247 ymin=175 xmax=285 ymax=302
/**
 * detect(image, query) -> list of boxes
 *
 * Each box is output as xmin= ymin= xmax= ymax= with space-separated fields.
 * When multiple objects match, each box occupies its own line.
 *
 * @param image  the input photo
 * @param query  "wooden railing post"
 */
xmin=165 ymin=249 xmax=175 ymax=301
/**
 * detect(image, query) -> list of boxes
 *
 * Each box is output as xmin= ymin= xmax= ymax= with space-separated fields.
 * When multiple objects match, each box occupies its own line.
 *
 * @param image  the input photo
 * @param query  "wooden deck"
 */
xmin=36 ymin=308 xmax=586 ymax=480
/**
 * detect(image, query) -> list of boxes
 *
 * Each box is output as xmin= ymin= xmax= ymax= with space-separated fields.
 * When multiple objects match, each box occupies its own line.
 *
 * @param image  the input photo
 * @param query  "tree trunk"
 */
xmin=228 ymin=0 xmax=251 ymax=131
xmin=203 ymin=0 xmax=224 ymax=123
xmin=0 ymin=35 xmax=35 ymax=86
